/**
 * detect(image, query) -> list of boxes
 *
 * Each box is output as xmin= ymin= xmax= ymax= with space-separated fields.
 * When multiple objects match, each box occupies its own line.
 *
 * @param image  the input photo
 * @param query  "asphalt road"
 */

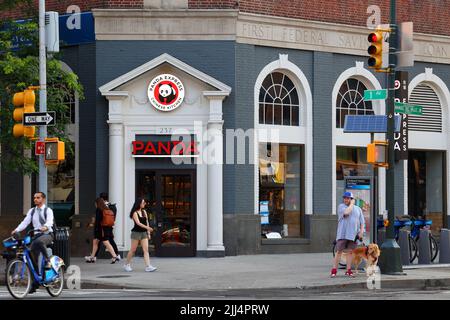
xmin=0 ymin=287 xmax=450 ymax=300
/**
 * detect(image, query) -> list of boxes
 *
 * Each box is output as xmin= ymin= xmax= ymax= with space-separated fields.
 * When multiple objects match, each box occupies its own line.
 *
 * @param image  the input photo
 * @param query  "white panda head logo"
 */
xmin=159 ymin=84 xmax=174 ymax=98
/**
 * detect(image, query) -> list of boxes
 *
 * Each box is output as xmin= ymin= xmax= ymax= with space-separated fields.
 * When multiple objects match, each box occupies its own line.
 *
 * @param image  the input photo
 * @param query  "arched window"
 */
xmin=409 ymin=83 xmax=442 ymax=132
xmin=259 ymin=72 xmax=300 ymax=126
xmin=336 ymin=78 xmax=374 ymax=128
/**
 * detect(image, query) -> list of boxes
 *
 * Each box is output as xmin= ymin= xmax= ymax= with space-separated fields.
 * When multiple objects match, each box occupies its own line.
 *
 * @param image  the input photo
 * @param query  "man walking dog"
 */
xmin=331 ymin=192 xmax=365 ymax=278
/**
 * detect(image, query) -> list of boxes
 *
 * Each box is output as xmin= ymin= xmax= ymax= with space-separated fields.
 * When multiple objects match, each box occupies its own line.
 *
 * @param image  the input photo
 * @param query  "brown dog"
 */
xmin=351 ymin=243 xmax=381 ymax=276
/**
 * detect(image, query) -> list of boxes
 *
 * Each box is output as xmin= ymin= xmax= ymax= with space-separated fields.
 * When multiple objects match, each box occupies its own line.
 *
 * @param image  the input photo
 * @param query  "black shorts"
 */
xmin=94 ymin=226 xmax=113 ymax=241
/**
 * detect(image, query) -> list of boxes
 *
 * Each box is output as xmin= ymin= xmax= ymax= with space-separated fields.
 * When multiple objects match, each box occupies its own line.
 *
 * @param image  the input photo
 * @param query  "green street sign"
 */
xmin=394 ymin=102 xmax=423 ymax=115
xmin=364 ymin=89 xmax=388 ymax=101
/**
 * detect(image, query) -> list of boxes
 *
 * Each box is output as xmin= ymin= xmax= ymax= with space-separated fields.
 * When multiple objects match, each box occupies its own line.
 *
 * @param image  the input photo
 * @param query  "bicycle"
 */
xmin=409 ymin=216 xmax=439 ymax=262
xmin=2 ymin=230 xmax=65 ymax=299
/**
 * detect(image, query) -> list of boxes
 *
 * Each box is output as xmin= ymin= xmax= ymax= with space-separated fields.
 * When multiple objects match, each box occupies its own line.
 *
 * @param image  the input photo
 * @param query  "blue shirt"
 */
xmin=336 ymin=203 xmax=365 ymax=241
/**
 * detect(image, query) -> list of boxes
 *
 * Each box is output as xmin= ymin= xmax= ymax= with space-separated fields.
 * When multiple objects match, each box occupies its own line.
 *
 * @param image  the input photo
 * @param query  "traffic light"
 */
xmin=44 ymin=137 xmax=65 ymax=166
xmin=12 ymin=88 xmax=36 ymax=139
xmin=367 ymin=140 xmax=388 ymax=167
xmin=367 ymin=31 xmax=384 ymax=70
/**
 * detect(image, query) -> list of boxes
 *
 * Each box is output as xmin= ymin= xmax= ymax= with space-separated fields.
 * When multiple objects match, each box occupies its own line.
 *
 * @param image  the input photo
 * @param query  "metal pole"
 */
xmin=38 ymin=0 xmax=47 ymax=196
xmin=378 ymin=0 xmax=404 ymax=274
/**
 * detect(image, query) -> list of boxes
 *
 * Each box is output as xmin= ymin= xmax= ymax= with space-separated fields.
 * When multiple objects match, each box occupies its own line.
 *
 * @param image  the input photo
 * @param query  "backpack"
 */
xmin=101 ymin=208 xmax=115 ymax=227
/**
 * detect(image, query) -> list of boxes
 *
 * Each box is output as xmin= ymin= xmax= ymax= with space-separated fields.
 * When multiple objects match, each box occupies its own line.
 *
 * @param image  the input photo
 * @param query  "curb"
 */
xmin=79 ymin=277 xmax=450 ymax=292
xmin=3 ymin=271 xmax=450 ymax=293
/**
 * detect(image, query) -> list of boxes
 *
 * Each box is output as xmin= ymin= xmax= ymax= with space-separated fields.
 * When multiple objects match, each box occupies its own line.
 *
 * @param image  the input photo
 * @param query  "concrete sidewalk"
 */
xmin=2 ymin=253 xmax=450 ymax=292
xmin=71 ymin=253 xmax=450 ymax=291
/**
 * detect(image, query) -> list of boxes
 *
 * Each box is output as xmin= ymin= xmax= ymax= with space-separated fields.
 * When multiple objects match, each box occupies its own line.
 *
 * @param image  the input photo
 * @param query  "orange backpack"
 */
xmin=101 ymin=209 xmax=115 ymax=227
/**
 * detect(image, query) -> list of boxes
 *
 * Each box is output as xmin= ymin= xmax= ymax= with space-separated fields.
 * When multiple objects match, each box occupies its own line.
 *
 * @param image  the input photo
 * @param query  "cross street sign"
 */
xmin=364 ymin=89 xmax=388 ymax=101
xmin=23 ymin=111 xmax=56 ymax=126
xmin=394 ymin=102 xmax=423 ymax=115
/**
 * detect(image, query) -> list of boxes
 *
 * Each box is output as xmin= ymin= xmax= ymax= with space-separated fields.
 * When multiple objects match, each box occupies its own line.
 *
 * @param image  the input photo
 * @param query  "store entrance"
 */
xmin=136 ymin=170 xmax=196 ymax=257
xmin=408 ymin=150 xmax=446 ymax=234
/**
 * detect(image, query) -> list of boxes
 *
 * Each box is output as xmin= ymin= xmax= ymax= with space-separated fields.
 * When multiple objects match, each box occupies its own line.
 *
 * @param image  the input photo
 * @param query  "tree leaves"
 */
xmin=0 ymin=18 xmax=84 ymax=175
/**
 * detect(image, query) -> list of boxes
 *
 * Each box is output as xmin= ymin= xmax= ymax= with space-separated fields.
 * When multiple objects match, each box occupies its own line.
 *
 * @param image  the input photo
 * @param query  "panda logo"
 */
xmin=158 ymin=83 xmax=177 ymax=105
xmin=148 ymin=74 xmax=185 ymax=112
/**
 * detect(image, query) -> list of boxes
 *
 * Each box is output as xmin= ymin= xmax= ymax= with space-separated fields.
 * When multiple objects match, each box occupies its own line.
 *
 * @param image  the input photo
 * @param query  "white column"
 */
xmin=207 ymin=120 xmax=224 ymax=251
xmin=204 ymin=93 xmax=227 ymax=253
xmin=109 ymin=123 xmax=124 ymax=247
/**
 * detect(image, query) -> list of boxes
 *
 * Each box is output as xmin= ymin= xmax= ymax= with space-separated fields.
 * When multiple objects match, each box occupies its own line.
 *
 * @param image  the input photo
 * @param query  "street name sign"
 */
xmin=364 ymin=89 xmax=388 ymax=101
xmin=23 ymin=111 xmax=56 ymax=126
xmin=394 ymin=102 xmax=422 ymax=115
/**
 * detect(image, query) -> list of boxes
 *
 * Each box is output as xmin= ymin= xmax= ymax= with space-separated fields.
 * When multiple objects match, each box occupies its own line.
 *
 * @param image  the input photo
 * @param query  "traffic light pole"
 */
xmin=38 ymin=0 xmax=47 ymax=196
xmin=378 ymin=0 xmax=404 ymax=274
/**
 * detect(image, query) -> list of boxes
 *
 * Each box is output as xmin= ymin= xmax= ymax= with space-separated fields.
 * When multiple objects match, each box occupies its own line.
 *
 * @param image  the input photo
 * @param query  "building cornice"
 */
xmin=93 ymin=9 xmax=450 ymax=64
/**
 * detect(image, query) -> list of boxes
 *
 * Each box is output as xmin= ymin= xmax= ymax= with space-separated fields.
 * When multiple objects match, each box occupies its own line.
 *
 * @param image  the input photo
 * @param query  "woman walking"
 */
xmin=85 ymin=198 xmax=120 ymax=263
xmin=124 ymin=198 xmax=157 ymax=272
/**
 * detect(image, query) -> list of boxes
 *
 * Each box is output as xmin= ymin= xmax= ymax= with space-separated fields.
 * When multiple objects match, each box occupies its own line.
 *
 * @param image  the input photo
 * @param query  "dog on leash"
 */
xmin=351 ymin=243 xmax=381 ymax=276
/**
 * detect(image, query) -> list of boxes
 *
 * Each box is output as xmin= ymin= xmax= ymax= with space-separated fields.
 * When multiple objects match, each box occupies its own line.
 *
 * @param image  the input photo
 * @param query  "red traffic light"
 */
xmin=368 ymin=33 xmax=378 ymax=42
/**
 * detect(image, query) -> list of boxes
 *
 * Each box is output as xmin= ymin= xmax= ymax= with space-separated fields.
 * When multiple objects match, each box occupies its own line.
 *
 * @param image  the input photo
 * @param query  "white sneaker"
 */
xmin=124 ymin=264 xmax=133 ymax=272
xmin=116 ymin=254 xmax=121 ymax=261
xmin=145 ymin=265 xmax=157 ymax=272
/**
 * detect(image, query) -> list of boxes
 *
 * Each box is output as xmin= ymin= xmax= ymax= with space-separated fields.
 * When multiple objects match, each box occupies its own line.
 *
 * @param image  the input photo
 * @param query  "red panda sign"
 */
xmin=147 ymin=74 xmax=185 ymax=112
xmin=132 ymin=140 xmax=199 ymax=157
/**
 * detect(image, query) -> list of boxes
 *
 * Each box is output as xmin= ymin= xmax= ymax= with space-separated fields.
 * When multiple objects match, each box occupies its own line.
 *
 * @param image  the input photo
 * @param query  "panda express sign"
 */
xmin=148 ymin=74 xmax=185 ymax=111
xmin=132 ymin=138 xmax=199 ymax=157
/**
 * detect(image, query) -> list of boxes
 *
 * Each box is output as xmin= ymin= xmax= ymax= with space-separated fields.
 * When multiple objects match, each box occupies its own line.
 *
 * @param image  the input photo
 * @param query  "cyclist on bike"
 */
xmin=11 ymin=192 xmax=54 ymax=292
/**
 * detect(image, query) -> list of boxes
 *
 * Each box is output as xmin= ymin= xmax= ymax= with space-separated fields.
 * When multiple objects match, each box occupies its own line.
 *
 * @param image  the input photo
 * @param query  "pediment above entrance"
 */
xmin=99 ymin=53 xmax=231 ymax=121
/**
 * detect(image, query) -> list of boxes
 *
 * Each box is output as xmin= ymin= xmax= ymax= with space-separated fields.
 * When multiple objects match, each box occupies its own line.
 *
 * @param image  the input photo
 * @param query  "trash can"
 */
xmin=53 ymin=227 xmax=70 ymax=267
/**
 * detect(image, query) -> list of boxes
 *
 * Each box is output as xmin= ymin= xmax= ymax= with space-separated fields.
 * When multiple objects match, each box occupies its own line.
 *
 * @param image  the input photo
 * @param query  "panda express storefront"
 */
xmin=99 ymin=54 xmax=231 ymax=257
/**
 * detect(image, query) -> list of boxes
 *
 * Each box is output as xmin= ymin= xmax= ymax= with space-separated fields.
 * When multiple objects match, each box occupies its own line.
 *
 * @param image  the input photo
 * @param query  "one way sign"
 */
xmin=23 ymin=111 xmax=56 ymax=126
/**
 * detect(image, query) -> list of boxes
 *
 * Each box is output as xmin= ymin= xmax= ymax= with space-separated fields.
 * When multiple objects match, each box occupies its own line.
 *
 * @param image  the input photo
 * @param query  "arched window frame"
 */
xmin=254 ymin=54 xmax=313 ymax=217
xmin=407 ymin=68 xmax=450 ymax=217
xmin=331 ymin=62 xmax=386 ymax=216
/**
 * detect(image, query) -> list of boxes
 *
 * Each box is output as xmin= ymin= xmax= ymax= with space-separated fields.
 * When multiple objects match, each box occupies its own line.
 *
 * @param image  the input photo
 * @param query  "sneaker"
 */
xmin=124 ymin=264 xmax=133 ymax=272
xmin=345 ymin=269 xmax=355 ymax=278
xmin=145 ymin=265 xmax=157 ymax=272
xmin=84 ymin=256 xmax=96 ymax=263
xmin=330 ymin=268 xmax=337 ymax=278
xmin=116 ymin=254 xmax=121 ymax=261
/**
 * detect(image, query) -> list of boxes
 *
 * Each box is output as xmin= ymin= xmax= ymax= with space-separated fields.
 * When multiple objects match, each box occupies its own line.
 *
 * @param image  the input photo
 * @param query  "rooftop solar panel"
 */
xmin=343 ymin=115 xmax=401 ymax=133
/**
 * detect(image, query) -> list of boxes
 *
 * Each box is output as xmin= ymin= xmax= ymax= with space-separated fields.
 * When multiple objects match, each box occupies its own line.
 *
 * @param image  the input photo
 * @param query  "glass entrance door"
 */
xmin=136 ymin=170 xmax=196 ymax=257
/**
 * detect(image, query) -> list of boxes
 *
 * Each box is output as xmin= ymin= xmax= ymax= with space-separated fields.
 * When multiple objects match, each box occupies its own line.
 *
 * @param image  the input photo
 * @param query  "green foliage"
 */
xmin=0 ymin=18 xmax=84 ymax=175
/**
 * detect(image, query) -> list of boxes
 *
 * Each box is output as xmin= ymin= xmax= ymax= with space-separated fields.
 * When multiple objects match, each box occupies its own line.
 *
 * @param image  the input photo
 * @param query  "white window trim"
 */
xmin=254 ymin=54 xmax=313 ymax=217
xmin=332 ymin=62 xmax=386 ymax=216
xmin=406 ymin=68 xmax=450 ymax=217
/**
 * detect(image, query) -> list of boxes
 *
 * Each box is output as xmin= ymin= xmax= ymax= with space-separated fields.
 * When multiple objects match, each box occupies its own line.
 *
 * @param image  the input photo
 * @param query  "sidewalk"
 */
xmin=72 ymin=253 xmax=450 ymax=291
xmin=2 ymin=253 xmax=450 ymax=292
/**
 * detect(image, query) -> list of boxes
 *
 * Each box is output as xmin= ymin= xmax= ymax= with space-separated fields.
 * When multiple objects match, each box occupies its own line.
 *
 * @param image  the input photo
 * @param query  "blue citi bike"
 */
xmin=2 ymin=229 xmax=65 ymax=299
xmin=377 ymin=216 xmax=439 ymax=263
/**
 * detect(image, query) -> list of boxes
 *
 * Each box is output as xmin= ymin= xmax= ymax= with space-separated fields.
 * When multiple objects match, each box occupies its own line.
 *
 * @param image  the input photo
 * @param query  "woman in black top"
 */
xmin=124 ymin=198 xmax=157 ymax=272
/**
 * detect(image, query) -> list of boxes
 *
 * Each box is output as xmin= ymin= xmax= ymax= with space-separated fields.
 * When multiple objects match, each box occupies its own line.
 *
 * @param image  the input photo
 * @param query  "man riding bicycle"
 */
xmin=11 ymin=192 xmax=54 ymax=293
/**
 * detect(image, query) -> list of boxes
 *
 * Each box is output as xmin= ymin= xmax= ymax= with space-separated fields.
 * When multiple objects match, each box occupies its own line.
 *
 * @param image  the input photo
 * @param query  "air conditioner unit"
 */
xmin=45 ymin=11 xmax=59 ymax=53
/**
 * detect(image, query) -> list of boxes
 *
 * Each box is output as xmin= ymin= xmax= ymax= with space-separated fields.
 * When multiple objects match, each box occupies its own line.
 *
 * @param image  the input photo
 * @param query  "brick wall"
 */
xmin=2 ymin=0 xmax=450 ymax=37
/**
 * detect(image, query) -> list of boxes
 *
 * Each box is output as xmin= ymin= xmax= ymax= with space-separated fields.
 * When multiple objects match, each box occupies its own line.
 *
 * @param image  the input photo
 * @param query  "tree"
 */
xmin=0 ymin=14 xmax=84 ymax=175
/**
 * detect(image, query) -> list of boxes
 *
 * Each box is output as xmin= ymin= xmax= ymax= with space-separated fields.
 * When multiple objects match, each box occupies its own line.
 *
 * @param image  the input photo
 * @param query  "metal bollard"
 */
xmin=439 ymin=229 xmax=450 ymax=263
xmin=398 ymin=229 xmax=411 ymax=266
xmin=418 ymin=229 xmax=432 ymax=264
xmin=377 ymin=229 xmax=386 ymax=246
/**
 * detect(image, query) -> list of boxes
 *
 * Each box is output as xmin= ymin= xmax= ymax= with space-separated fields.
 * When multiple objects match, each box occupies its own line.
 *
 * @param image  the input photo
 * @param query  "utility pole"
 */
xmin=38 ymin=0 xmax=47 ymax=196
xmin=378 ymin=0 xmax=404 ymax=274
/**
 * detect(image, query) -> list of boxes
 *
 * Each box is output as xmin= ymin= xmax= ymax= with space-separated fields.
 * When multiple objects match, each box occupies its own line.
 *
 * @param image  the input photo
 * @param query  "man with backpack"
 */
xmin=11 ymin=192 xmax=54 ymax=293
